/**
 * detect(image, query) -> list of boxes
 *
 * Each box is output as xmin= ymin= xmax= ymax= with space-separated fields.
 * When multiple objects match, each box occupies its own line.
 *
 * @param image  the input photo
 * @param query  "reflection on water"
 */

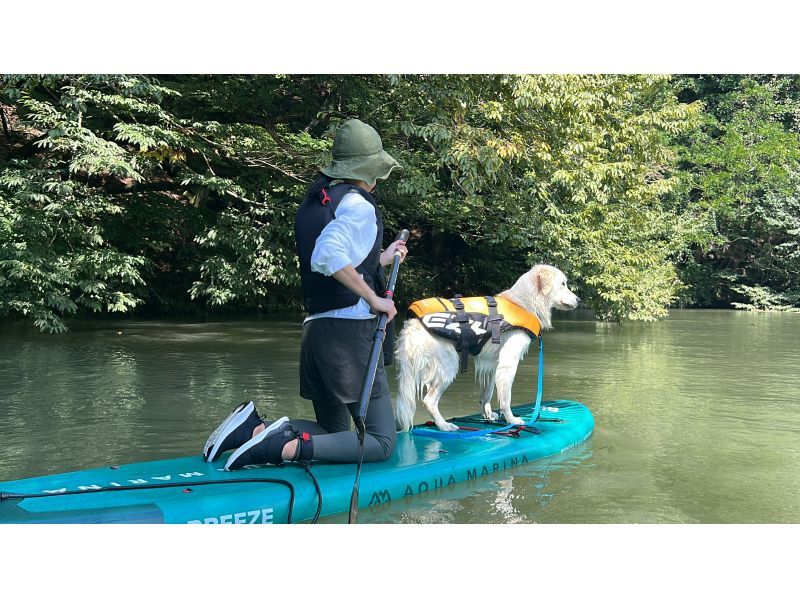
xmin=1 ymin=310 xmax=798 ymax=523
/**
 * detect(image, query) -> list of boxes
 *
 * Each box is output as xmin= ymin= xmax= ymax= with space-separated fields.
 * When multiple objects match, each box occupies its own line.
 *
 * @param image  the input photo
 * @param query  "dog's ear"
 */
xmin=536 ymin=267 xmax=555 ymax=296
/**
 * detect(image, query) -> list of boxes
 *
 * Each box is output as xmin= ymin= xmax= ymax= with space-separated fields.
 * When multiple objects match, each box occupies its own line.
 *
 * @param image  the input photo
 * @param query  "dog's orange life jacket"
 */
xmin=407 ymin=295 xmax=541 ymax=372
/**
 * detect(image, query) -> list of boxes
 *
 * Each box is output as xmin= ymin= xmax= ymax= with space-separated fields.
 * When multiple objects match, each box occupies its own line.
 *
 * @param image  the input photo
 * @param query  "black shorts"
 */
xmin=299 ymin=317 xmax=389 ymax=405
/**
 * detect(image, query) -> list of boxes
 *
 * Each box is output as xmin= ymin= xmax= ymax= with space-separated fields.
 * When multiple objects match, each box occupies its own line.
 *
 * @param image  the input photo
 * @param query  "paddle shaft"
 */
xmin=348 ymin=229 xmax=409 ymax=524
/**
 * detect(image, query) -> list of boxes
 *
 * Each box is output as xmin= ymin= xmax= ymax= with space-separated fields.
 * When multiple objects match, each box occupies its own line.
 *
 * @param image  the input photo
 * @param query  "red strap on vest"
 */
xmin=320 ymin=188 xmax=331 ymax=205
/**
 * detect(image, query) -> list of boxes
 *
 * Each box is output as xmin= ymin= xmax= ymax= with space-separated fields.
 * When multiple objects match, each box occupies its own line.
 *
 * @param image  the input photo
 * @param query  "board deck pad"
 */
xmin=0 ymin=400 xmax=593 ymax=524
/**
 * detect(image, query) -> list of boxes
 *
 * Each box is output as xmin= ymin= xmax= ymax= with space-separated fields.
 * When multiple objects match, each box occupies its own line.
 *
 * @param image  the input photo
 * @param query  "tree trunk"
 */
xmin=0 ymin=105 xmax=10 ymax=139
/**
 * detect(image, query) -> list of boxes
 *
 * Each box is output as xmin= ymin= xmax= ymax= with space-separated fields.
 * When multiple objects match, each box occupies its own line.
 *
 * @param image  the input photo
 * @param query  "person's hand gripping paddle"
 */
xmin=348 ymin=229 xmax=409 ymax=524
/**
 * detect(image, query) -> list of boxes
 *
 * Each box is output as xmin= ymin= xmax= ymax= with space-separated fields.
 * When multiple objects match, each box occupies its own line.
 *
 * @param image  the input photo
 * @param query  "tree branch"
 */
xmin=263 ymin=122 xmax=303 ymax=161
xmin=71 ymin=171 xmax=184 ymax=196
xmin=243 ymin=156 xmax=310 ymax=183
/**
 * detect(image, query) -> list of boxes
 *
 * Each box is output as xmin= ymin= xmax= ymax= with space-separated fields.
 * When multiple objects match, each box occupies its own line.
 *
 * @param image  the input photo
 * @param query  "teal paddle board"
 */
xmin=0 ymin=399 xmax=593 ymax=524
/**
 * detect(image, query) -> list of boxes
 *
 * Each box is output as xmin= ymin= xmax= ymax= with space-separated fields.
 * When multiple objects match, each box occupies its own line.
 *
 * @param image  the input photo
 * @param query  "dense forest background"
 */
xmin=1 ymin=74 xmax=799 ymax=332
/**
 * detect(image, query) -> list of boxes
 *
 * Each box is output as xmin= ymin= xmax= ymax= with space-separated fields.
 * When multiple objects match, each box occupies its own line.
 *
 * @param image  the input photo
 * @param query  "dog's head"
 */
xmin=502 ymin=264 xmax=579 ymax=329
xmin=531 ymin=265 xmax=580 ymax=311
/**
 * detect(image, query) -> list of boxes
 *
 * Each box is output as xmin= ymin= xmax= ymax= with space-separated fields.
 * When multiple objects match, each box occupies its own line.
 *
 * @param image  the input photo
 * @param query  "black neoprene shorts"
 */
xmin=300 ymin=317 xmax=389 ymax=405
xmin=294 ymin=317 xmax=396 ymax=463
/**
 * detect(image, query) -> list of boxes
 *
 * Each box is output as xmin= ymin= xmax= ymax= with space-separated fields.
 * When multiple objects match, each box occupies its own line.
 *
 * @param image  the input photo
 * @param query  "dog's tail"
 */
xmin=394 ymin=319 xmax=426 ymax=432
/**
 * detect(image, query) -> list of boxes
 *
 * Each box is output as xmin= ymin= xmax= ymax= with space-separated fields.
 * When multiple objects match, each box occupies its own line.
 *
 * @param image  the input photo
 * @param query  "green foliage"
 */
xmin=0 ymin=74 xmax=319 ymax=329
xmin=675 ymin=75 xmax=800 ymax=310
xmin=189 ymin=201 xmax=299 ymax=309
xmin=378 ymin=75 xmax=703 ymax=321
xmin=3 ymin=73 xmax=796 ymax=331
xmin=0 ymin=165 xmax=146 ymax=332
xmin=730 ymin=284 xmax=800 ymax=312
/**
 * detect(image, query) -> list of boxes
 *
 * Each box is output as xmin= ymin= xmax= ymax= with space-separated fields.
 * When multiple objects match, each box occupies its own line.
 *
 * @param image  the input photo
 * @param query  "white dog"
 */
xmin=394 ymin=265 xmax=579 ymax=432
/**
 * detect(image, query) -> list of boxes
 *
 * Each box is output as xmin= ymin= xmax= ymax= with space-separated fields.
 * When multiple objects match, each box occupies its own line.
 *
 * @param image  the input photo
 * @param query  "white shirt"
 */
xmin=304 ymin=191 xmax=379 ymax=323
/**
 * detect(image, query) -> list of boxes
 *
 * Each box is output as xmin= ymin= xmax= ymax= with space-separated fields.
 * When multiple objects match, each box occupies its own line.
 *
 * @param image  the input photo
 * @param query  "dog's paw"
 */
xmin=437 ymin=422 xmax=460 ymax=432
xmin=504 ymin=415 xmax=526 ymax=426
xmin=483 ymin=410 xmax=500 ymax=422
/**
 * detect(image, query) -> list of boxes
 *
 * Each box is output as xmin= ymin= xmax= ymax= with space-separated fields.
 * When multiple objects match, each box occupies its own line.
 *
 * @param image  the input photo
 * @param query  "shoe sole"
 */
xmin=203 ymin=401 xmax=255 ymax=462
xmin=224 ymin=416 xmax=290 ymax=471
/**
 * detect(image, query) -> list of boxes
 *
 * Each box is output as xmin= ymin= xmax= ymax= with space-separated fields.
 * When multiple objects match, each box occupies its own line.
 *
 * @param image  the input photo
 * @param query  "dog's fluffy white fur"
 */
xmin=394 ymin=265 xmax=579 ymax=432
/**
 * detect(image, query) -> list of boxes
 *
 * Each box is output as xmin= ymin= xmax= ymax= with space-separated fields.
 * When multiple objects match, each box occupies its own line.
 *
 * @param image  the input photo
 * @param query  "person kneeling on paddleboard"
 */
xmin=203 ymin=119 xmax=407 ymax=471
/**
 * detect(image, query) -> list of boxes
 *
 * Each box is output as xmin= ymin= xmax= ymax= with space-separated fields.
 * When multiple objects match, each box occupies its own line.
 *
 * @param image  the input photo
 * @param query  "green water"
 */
xmin=1 ymin=309 xmax=798 ymax=523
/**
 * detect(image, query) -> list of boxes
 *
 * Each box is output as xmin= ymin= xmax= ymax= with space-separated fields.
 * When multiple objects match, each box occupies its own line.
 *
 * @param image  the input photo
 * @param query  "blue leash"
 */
xmin=412 ymin=336 xmax=544 ymax=439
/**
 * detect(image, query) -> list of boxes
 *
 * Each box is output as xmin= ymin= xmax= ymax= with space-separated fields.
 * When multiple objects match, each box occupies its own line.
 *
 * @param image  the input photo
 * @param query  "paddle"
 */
xmin=348 ymin=228 xmax=409 ymax=524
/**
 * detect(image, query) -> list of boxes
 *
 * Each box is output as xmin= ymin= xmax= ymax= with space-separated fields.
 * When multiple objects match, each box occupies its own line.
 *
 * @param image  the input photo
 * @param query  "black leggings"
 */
xmin=289 ymin=392 xmax=396 ymax=463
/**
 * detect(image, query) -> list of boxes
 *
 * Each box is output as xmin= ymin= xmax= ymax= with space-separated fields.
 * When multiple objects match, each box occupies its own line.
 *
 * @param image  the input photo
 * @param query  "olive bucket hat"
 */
xmin=320 ymin=119 xmax=402 ymax=187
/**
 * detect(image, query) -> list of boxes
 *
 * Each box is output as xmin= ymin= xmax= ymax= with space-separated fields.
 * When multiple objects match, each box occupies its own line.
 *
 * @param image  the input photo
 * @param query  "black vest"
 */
xmin=295 ymin=178 xmax=385 ymax=314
